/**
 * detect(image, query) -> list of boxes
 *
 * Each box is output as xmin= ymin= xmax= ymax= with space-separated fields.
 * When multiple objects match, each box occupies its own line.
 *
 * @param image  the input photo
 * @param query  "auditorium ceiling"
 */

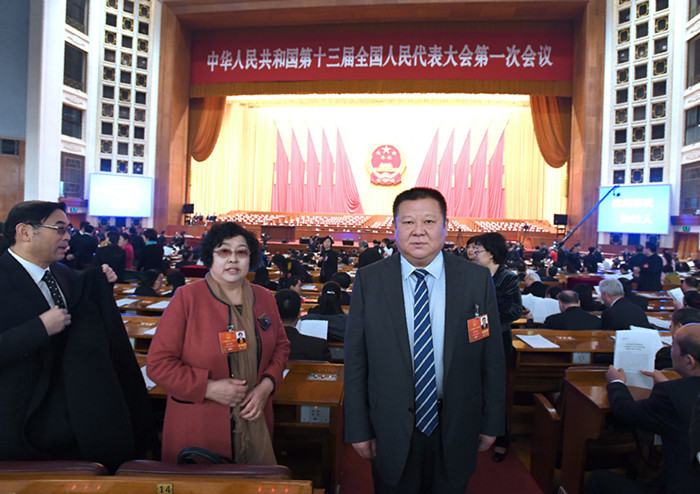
xmin=162 ymin=0 xmax=589 ymax=29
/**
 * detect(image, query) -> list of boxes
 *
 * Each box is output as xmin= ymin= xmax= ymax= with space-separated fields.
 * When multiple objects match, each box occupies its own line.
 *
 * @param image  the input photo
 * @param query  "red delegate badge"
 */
xmin=219 ymin=330 xmax=248 ymax=354
xmin=467 ymin=315 xmax=490 ymax=343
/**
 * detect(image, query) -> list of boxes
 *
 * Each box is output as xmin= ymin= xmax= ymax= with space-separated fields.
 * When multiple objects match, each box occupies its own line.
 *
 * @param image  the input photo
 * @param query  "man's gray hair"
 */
xmin=358 ymin=240 xmax=368 ymax=248
xmin=599 ymin=278 xmax=624 ymax=297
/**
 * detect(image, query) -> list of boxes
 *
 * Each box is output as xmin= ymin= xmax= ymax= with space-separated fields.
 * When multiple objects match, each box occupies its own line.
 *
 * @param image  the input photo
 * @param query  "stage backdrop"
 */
xmin=189 ymin=94 xmax=567 ymax=221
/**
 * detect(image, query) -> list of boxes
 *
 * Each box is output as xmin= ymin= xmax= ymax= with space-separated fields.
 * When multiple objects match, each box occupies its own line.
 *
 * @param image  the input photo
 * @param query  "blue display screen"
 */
xmin=597 ymin=184 xmax=670 ymax=235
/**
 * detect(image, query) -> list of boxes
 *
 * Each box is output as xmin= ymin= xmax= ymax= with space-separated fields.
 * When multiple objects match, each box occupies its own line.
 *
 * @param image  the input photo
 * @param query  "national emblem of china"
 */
xmin=367 ymin=144 xmax=406 ymax=186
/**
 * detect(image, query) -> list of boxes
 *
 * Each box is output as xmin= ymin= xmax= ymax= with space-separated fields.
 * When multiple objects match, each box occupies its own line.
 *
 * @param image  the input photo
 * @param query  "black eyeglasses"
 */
xmin=37 ymin=224 xmax=71 ymax=235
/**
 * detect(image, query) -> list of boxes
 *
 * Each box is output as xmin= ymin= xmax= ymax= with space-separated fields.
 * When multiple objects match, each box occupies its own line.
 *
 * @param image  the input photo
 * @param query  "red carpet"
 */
xmin=338 ymin=445 xmax=544 ymax=494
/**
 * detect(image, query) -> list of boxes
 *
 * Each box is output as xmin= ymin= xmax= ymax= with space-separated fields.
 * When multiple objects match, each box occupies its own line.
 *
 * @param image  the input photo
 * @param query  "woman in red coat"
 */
xmin=148 ymin=222 xmax=289 ymax=463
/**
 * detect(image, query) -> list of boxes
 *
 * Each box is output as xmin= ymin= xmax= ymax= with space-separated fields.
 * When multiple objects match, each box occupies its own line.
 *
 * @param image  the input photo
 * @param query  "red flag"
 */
xmin=305 ymin=130 xmax=320 ymax=213
xmin=452 ymin=131 xmax=471 ymax=217
xmin=487 ymin=128 xmax=506 ymax=219
xmin=287 ymin=130 xmax=305 ymax=211
xmin=272 ymin=128 xmax=288 ymax=212
xmin=317 ymin=130 xmax=335 ymax=213
xmin=437 ymin=130 xmax=455 ymax=212
xmin=335 ymin=129 xmax=364 ymax=214
xmin=469 ymin=130 xmax=488 ymax=218
xmin=414 ymin=130 xmax=440 ymax=188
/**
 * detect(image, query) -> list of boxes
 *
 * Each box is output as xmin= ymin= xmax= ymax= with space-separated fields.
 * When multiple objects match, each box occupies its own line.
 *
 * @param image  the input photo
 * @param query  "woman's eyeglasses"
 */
xmin=213 ymin=247 xmax=251 ymax=259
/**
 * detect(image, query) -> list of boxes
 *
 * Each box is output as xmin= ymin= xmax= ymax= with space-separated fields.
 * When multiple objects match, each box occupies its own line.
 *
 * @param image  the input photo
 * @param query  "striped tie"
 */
xmin=412 ymin=268 xmax=438 ymax=435
xmin=42 ymin=271 xmax=66 ymax=309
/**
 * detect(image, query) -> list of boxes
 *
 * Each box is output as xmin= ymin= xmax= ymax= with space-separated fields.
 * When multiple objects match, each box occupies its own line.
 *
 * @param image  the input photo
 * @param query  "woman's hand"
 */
xmin=205 ymin=378 xmax=248 ymax=407
xmin=239 ymin=377 xmax=274 ymax=421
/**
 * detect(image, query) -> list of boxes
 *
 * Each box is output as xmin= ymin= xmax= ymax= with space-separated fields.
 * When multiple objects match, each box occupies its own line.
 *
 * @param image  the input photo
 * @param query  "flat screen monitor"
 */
xmin=88 ymin=173 xmax=153 ymax=218
xmin=597 ymin=184 xmax=670 ymax=235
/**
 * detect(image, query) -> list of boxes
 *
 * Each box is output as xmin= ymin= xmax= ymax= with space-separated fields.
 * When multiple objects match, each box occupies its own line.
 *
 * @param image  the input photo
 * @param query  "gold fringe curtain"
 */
xmin=189 ymin=97 xmax=227 ymax=162
xmin=529 ymin=95 xmax=572 ymax=169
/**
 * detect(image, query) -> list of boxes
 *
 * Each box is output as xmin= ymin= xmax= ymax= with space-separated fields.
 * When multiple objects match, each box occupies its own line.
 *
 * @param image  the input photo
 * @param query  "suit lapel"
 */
xmin=380 ymin=255 xmax=413 ymax=374
xmin=442 ymin=254 xmax=464 ymax=379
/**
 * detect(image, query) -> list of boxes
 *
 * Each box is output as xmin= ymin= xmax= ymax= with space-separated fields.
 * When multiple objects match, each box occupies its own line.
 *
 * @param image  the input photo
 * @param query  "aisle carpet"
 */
xmin=338 ymin=444 xmax=544 ymax=494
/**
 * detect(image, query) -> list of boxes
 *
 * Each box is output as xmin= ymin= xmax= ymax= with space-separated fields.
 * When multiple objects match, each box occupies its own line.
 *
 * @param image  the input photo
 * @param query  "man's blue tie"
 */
xmin=412 ymin=268 xmax=438 ymax=435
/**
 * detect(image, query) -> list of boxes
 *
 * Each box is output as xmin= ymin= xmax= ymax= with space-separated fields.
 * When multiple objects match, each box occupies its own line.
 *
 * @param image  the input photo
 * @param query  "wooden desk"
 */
xmin=272 ymin=362 xmax=344 ymax=494
xmin=115 ymin=296 xmax=170 ymax=315
xmin=0 ymin=477 xmax=314 ymax=494
xmin=123 ymin=315 xmax=159 ymax=352
xmin=558 ymin=369 xmax=669 ymax=494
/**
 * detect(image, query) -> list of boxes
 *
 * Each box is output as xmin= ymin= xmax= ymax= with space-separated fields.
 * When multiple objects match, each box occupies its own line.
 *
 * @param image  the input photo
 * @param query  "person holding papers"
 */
xmin=148 ymin=222 xmax=289 ymax=464
xmin=589 ymin=324 xmax=700 ymax=494
xmin=542 ymin=290 xmax=602 ymax=330
xmin=599 ymin=278 xmax=651 ymax=330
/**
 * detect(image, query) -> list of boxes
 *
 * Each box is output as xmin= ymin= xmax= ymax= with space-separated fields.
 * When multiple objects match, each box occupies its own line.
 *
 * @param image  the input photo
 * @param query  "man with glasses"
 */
xmin=0 ymin=200 xmax=153 ymax=470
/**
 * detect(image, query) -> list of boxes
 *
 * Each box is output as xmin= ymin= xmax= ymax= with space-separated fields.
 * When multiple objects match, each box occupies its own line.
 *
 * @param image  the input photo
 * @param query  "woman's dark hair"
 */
xmin=143 ymin=228 xmax=158 ymax=241
xmin=572 ymin=283 xmax=598 ymax=311
xmin=107 ymin=231 xmax=120 ymax=245
xmin=119 ymin=232 xmax=130 ymax=243
xmin=331 ymin=271 xmax=351 ymax=289
xmin=252 ymin=266 xmax=271 ymax=284
xmin=476 ymin=232 xmax=507 ymax=266
xmin=545 ymin=286 xmax=562 ymax=299
xmin=200 ymin=222 xmax=260 ymax=269
xmin=166 ymin=271 xmax=186 ymax=293
xmin=466 ymin=235 xmax=481 ymax=246
xmin=316 ymin=281 xmax=343 ymax=315
xmin=140 ymin=269 xmax=161 ymax=288
xmin=4 ymin=201 xmax=67 ymax=246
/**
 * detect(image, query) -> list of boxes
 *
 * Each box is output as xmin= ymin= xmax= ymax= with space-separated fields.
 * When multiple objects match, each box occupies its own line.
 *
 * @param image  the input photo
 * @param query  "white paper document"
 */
xmin=121 ymin=287 xmax=136 ymax=294
xmin=142 ymin=327 xmax=157 ymax=335
xmin=297 ymin=319 xmax=329 ymax=339
xmin=115 ymin=298 xmax=134 ymax=307
xmin=668 ymin=287 xmax=683 ymax=304
xmin=521 ymin=294 xmax=560 ymax=324
xmin=660 ymin=336 xmax=672 ymax=346
xmin=613 ymin=328 xmax=663 ymax=389
xmin=648 ymin=317 xmax=671 ymax=330
xmin=516 ymin=334 xmax=560 ymax=349
xmin=147 ymin=300 xmax=170 ymax=309
xmin=140 ymin=365 xmax=157 ymax=391
xmin=301 ymin=285 xmax=317 ymax=291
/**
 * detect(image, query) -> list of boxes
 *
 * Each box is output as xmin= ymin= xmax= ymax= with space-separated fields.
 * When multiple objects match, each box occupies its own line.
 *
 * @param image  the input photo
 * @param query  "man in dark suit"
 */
xmin=345 ymin=187 xmax=505 ymax=493
xmin=0 ymin=201 xmax=153 ymax=470
xmin=600 ymin=278 xmax=651 ymax=330
xmin=356 ymin=239 xmax=382 ymax=268
xmin=65 ymin=222 xmax=98 ymax=269
xmin=635 ymin=241 xmax=663 ymax=292
xmin=589 ymin=324 xmax=700 ymax=494
xmin=275 ymin=289 xmax=330 ymax=361
xmin=543 ymin=290 xmax=602 ymax=330
xmin=627 ymin=244 xmax=646 ymax=269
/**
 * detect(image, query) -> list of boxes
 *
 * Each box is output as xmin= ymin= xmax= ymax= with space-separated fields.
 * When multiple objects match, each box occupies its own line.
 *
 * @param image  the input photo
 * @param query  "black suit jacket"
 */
xmin=344 ymin=253 xmax=505 ymax=486
xmin=0 ymin=253 xmax=153 ymax=470
xmin=68 ymin=233 xmax=97 ymax=269
xmin=637 ymin=254 xmax=663 ymax=291
xmin=284 ymin=326 xmax=330 ymax=361
xmin=543 ymin=306 xmax=602 ymax=330
xmin=356 ymin=247 xmax=382 ymax=268
xmin=601 ymin=298 xmax=651 ymax=330
xmin=522 ymin=281 xmax=547 ymax=298
xmin=137 ymin=243 xmax=165 ymax=272
xmin=318 ymin=249 xmax=338 ymax=283
xmin=93 ymin=244 xmax=126 ymax=282
xmin=607 ymin=377 xmax=700 ymax=494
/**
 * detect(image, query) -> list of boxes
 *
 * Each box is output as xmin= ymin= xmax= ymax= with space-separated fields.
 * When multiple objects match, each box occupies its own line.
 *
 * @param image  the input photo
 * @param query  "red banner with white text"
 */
xmin=191 ymin=25 xmax=573 ymax=84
